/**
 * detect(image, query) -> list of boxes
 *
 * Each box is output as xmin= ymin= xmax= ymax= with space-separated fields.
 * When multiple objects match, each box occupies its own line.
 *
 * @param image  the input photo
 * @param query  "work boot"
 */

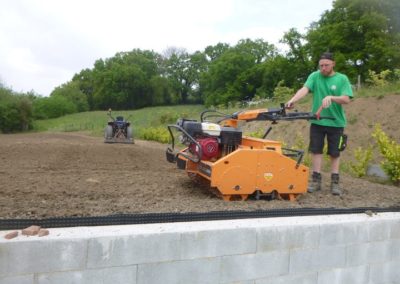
xmin=331 ymin=173 xmax=342 ymax=195
xmin=308 ymin=172 xmax=321 ymax=193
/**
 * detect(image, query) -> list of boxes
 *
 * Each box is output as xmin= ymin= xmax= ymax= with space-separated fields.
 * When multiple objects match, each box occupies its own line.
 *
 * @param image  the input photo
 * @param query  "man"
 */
xmin=286 ymin=52 xmax=353 ymax=195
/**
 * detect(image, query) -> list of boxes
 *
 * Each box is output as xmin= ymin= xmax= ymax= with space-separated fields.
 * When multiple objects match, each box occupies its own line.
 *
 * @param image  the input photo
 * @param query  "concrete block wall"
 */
xmin=1 ymin=212 xmax=400 ymax=284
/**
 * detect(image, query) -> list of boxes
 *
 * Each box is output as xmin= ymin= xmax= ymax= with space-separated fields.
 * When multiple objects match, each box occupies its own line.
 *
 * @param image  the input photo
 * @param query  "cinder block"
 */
xmin=346 ymin=241 xmax=392 ymax=266
xmin=390 ymin=220 xmax=400 ymax=239
xmin=0 ymin=239 xmax=87 ymax=276
xmin=369 ymin=260 xmax=400 ymax=283
xmin=369 ymin=220 xmax=393 ymax=242
xmin=137 ymin=258 xmax=219 ymax=284
xmin=0 ymin=274 xmax=33 ymax=284
xmin=87 ymin=233 xmax=181 ymax=268
xmin=317 ymin=265 xmax=369 ymax=284
xmin=37 ymin=266 xmax=137 ymax=284
xmin=289 ymin=246 xmax=346 ymax=274
xmin=255 ymin=273 xmax=317 ymax=284
xmin=257 ymin=225 xmax=319 ymax=252
xmin=390 ymin=239 xmax=400 ymax=261
xmin=319 ymin=222 xmax=369 ymax=247
xmin=102 ymin=266 xmax=138 ymax=284
xmin=180 ymin=228 xmax=256 ymax=259
xmin=220 ymin=251 xmax=289 ymax=283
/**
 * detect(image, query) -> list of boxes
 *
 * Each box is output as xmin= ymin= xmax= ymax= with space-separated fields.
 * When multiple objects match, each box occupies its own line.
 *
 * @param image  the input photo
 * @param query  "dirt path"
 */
xmin=1 ymin=132 xmax=399 ymax=219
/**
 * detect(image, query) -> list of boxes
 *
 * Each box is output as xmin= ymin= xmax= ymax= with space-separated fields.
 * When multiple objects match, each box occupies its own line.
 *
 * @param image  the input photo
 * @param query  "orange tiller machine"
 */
xmin=166 ymin=104 xmax=332 ymax=201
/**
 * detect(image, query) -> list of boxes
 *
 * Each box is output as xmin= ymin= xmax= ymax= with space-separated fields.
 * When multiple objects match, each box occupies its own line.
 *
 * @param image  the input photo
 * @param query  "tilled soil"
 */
xmin=0 ymin=132 xmax=399 ymax=219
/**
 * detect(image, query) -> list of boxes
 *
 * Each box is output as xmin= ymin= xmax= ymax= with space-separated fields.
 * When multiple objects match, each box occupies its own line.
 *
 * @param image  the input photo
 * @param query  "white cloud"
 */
xmin=0 ymin=0 xmax=332 ymax=96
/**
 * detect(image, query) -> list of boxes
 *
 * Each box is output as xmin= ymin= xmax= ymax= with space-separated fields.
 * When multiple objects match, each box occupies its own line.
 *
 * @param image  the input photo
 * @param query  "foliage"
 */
xmin=201 ymin=39 xmax=277 ymax=107
xmin=272 ymin=81 xmax=294 ymax=103
xmin=306 ymin=0 xmax=400 ymax=83
xmin=366 ymin=69 xmax=392 ymax=86
xmin=372 ymin=124 xmax=400 ymax=185
xmin=0 ymin=86 xmax=33 ymax=133
xmin=349 ymin=146 xmax=373 ymax=177
xmin=32 ymin=96 xmax=77 ymax=119
xmin=50 ymin=81 xmax=89 ymax=112
xmin=394 ymin=69 xmax=400 ymax=80
xmin=138 ymin=127 xmax=170 ymax=143
xmin=163 ymin=48 xmax=207 ymax=104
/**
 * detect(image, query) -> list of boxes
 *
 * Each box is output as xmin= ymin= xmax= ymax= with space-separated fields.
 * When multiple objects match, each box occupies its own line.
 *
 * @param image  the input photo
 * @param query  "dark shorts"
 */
xmin=309 ymin=124 xmax=344 ymax=158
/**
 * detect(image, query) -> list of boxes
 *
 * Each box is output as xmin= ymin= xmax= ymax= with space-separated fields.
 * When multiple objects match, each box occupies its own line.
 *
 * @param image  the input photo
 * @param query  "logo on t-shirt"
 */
xmin=330 ymin=85 xmax=337 ymax=91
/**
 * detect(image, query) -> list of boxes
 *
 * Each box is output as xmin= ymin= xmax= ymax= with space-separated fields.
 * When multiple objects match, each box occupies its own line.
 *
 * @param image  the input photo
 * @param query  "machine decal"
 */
xmin=264 ymin=173 xmax=273 ymax=181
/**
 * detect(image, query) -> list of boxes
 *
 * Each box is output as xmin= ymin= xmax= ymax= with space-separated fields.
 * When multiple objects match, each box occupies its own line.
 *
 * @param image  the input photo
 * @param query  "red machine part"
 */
xmin=190 ymin=137 xmax=219 ymax=160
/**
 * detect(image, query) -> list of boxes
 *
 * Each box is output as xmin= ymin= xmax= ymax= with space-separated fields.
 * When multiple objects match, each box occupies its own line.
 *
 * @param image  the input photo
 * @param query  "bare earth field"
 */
xmin=1 ymin=128 xmax=399 ymax=219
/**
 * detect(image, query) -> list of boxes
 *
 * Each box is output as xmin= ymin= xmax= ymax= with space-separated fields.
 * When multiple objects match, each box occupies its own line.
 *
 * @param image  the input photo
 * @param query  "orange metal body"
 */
xmin=180 ymin=135 xmax=309 ymax=201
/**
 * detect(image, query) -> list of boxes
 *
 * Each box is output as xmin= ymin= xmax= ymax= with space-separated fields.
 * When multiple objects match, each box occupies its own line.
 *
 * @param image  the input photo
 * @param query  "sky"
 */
xmin=0 ymin=0 xmax=333 ymax=96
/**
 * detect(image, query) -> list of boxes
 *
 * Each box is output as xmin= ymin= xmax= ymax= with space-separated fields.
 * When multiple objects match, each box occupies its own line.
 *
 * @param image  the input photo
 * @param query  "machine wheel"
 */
xmin=127 ymin=126 xmax=133 ymax=139
xmin=105 ymin=125 xmax=113 ymax=139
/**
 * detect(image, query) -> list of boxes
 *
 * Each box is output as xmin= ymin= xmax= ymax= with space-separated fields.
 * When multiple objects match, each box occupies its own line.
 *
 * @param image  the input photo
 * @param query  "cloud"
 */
xmin=0 ymin=0 xmax=332 ymax=96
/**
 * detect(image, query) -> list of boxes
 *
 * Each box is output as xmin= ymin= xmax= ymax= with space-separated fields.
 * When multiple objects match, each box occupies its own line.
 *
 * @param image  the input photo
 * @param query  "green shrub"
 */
xmin=349 ymin=146 xmax=373 ymax=177
xmin=33 ymin=96 xmax=77 ymax=119
xmin=0 ymin=88 xmax=33 ymax=133
xmin=158 ymin=112 xmax=180 ymax=124
xmin=372 ymin=124 xmax=400 ymax=185
xmin=272 ymin=81 xmax=294 ymax=103
xmin=394 ymin=69 xmax=400 ymax=80
xmin=139 ymin=127 xmax=170 ymax=143
xmin=366 ymin=70 xmax=392 ymax=87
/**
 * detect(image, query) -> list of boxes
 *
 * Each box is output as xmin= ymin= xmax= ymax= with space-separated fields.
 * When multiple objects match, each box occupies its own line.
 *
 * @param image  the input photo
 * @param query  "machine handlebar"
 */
xmin=201 ymin=103 xmax=335 ymax=125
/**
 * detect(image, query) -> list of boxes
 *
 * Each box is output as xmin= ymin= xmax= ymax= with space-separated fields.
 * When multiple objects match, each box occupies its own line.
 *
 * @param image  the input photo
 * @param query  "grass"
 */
xmin=32 ymin=105 xmax=206 ymax=139
xmin=355 ymin=81 xmax=400 ymax=98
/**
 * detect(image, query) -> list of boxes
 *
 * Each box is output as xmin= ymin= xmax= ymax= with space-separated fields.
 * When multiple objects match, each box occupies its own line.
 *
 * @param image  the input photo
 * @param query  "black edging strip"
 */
xmin=1 ymin=207 xmax=400 ymax=230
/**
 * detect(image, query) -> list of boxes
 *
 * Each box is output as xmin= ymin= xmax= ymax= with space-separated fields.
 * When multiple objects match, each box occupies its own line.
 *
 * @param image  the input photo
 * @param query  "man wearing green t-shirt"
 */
xmin=286 ymin=52 xmax=353 ymax=195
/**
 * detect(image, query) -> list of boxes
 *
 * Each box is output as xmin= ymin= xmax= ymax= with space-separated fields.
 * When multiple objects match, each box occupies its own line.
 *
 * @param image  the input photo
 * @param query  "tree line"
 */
xmin=1 ymin=0 xmax=399 ymax=133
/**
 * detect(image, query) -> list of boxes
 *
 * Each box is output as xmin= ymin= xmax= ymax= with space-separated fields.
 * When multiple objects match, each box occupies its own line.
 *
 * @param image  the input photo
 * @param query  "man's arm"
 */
xmin=321 ymin=95 xmax=351 ymax=108
xmin=286 ymin=86 xmax=310 ymax=109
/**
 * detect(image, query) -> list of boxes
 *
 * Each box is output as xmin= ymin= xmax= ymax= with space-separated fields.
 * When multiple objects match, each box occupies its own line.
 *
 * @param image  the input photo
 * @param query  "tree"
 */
xmin=72 ymin=69 xmax=95 ymax=110
xmin=163 ymin=48 xmax=206 ymax=104
xmin=32 ymin=96 xmax=76 ymax=119
xmin=234 ymin=38 xmax=277 ymax=64
xmin=84 ymin=49 xmax=163 ymax=110
xmin=204 ymin=43 xmax=230 ymax=61
xmin=200 ymin=39 xmax=279 ymax=106
xmin=51 ymin=81 xmax=89 ymax=112
xmin=200 ymin=48 xmax=257 ymax=106
xmin=306 ymin=0 xmax=400 ymax=82
xmin=0 ymin=86 xmax=33 ymax=133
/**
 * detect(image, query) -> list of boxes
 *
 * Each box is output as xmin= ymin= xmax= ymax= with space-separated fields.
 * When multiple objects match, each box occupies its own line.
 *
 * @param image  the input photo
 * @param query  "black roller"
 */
xmin=1 ymin=207 xmax=399 ymax=230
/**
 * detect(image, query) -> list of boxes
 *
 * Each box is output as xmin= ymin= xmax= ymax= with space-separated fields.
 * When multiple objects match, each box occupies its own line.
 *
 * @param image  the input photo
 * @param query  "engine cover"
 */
xmin=190 ymin=137 xmax=219 ymax=161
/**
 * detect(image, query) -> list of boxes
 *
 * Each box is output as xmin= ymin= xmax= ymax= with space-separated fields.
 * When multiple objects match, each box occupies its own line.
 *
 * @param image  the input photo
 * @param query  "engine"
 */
xmin=189 ymin=137 xmax=219 ymax=160
xmin=178 ymin=119 xmax=242 ymax=161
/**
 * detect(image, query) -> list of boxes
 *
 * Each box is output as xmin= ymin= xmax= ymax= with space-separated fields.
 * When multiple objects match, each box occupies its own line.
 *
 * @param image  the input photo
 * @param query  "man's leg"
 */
xmin=312 ymin=153 xmax=323 ymax=173
xmin=308 ymin=124 xmax=325 ymax=193
xmin=308 ymin=153 xmax=323 ymax=193
xmin=327 ymin=128 xmax=343 ymax=195
xmin=330 ymin=156 xmax=340 ymax=174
